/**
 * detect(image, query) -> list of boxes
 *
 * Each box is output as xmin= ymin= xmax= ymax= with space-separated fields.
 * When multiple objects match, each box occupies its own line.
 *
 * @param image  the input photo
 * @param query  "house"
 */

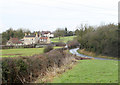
xmin=23 ymin=32 xmax=51 ymax=45
xmin=39 ymin=37 xmax=51 ymax=44
xmin=42 ymin=31 xmax=54 ymax=38
xmin=23 ymin=33 xmax=40 ymax=45
xmin=6 ymin=37 xmax=23 ymax=46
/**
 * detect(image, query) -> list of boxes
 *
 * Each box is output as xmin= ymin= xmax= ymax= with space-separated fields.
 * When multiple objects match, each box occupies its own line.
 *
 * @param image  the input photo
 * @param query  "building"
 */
xmin=23 ymin=33 xmax=39 ymax=45
xmin=42 ymin=31 xmax=54 ymax=38
xmin=6 ymin=37 xmax=23 ymax=46
xmin=23 ymin=32 xmax=51 ymax=45
xmin=39 ymin=37 xmax=51 ymax=44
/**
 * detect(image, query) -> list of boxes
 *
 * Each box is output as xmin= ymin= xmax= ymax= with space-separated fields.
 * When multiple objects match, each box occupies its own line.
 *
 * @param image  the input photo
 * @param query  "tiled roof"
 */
xmin=8 ymin=38 xmax=23 ymax=44
xmin=42 ymin=31 xmax=51 ymax=34
xmin=40 ymin=37 xmax=48 ymax=40
xmin=25 ymin=35 xmax=36 ymax=37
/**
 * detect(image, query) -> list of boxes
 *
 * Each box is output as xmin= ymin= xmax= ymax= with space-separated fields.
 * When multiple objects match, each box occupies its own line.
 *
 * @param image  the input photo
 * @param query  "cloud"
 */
xmin=0 ymin=0 xmax=119 ymax=33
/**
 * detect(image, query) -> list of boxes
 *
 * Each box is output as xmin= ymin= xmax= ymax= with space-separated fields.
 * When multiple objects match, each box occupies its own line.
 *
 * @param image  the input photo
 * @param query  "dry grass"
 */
xmin=78 ymin=49 xmax=118 ymax=59
xmin=34 ymin=53 xmax=77 ymax=83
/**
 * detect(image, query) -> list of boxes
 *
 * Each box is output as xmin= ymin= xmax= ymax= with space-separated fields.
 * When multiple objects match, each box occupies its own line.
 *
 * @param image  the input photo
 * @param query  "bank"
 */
xmin=77 ymin=49 xmax=118 ymax=60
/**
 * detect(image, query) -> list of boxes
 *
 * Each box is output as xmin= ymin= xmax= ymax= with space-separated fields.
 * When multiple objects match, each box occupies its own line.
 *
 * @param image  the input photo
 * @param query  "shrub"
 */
xmin=2 ymin=57 xmax=29 ymax=84
xmin=1 ymin=49 xmax=75 ymax=84
xmin=44 ymin=45 xmax=53 ymax=53
xmin=54 ymin=42 xmax=66 ymax=46
xmin=67 ymin=40 xmax=79 ymax=49
xmin=76 ymin=24 xmax=118 ymax=57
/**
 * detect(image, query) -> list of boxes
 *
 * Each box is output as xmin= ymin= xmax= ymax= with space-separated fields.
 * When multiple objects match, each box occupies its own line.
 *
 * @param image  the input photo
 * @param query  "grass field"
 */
xmin=51 ymin=36 xmax=76 ymax=43
xmin=1 ymin=46 xmax=61 ymax=57
xmin=52 ymin=60 xmax=118 ymax=83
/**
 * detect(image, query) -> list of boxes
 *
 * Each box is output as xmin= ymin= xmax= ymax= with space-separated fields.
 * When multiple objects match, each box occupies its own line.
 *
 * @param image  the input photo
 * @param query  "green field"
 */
xmin=51 ymin=36 xmax=76 ymax=43
xmin=52 ymin=60 xmax=118 ymax=83
xmin=1 ymin=46 xmax=61 ymax=57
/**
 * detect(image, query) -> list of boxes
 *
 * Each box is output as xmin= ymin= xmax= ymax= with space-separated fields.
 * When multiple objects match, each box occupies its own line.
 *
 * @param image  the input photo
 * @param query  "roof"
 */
xmin=40 ymin=37 xmax=48 ymax=40
xmin=8 ymin=38 xmax=23 ymax=44
xmin=25 ymin=35 xmax=36 ymax=37
xmin=42 ymin=31 xmax=51 ymax=34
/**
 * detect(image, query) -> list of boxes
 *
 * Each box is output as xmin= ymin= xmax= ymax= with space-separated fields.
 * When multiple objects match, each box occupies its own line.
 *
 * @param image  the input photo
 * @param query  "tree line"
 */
xmin=2 ymin=28 xmax=30 ymax=45
xmin=75 ymin=23 xmax=119 ymax=57
xmin=1 ymin=27 xmax=75 ymax=45
xmin=53 ymin=27 xmax=74 ymax=40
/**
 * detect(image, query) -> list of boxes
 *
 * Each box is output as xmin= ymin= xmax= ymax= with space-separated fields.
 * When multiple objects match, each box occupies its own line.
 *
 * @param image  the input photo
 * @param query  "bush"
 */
xmin=54 ymin=42 xmax=66 ymax=46
xmin=44 ymin=45 xmax=53 ymax=53
xmin=67 ymin=40 xmax=79 ymax=49
xmin=76 ymin=24 xmax=118 ymax=57
xmin=2 ymin=57 xmax=29 ymax=84
xmin=1 ymin=49 xmax=75 ymax=84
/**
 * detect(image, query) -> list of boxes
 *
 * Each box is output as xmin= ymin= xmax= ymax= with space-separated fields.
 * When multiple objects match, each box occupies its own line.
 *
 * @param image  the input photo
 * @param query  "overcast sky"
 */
xmin=0 ymin=0 xmax=119 ymax=33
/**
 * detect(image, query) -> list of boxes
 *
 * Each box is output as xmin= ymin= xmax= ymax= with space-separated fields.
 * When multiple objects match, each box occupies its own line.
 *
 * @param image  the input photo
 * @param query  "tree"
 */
xmin=76 ymin=23 xmax=118 ymax=57
xmin=2 ymin=28 xmax=31 ymax=45
xmin=53 ymin=28 xmax=65 ymax=40
xmin=67 ymin=31 xmax=73 ymax=36
xmin=65 ymin=27 xmax=68 ymax=36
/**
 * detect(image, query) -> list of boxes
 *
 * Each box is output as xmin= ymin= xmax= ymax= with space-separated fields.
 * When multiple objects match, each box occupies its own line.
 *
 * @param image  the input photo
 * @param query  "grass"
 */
xmin=77 ymin=49 xmax=118 ymax=60
xmin=1 ymin=46 xmax=62 ymax=57
xmin=51 ymin=36 xmax=76 ymax=43
xmin=52 ymin=60 xmax=118 ymax=83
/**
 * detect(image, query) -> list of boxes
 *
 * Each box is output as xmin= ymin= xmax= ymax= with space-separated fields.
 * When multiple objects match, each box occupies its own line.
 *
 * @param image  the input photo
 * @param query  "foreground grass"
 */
xmin=52 ymin=60 xmax=118 ymax=83
xmin=1 ymin=46 xmax=62 ymax=57
xmin=77 ymin=49 xmax=118 ymax=60
xmin=51 ymin=36 xmax=76 ymax=43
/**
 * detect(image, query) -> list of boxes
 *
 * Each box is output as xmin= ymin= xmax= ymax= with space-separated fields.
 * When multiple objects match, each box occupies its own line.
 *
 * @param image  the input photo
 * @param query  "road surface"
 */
xmin=69 ymin=48 xmax=119 ymax=61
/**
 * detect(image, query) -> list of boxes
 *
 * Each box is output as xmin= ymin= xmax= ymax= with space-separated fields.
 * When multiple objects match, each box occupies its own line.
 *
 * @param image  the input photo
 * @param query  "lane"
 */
xmin=69 ymin=48 xmax=119 ymax=61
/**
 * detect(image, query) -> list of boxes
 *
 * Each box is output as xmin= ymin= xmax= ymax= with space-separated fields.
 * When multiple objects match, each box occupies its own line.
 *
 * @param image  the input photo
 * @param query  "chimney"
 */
xmin=25 ymin=33 xmax=27 ymax=36
xmin=35 ymin=32 xmax=38 ymax=37
xmin=39 ymin=32 xmax=41 ymax=37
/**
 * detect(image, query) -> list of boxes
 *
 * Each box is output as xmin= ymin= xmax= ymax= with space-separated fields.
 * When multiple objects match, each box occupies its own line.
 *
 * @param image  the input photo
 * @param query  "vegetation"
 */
xmin=44 ymin=45 xmax=53 ymax=53
xmin=1 ymin=46 xmax=61 ymax=57
xmin=53 ymin=28 xmax=65 ymax=40
xmin=1 ymin=49 xmax=75 ymax=84
xmin=67 ymin=39 xmax=79 ymax=49
xmin=53 ymin=42 xmax=66 ymax=47
xmin=75 ymin=24 xmax=118 ymax=58
xmin=77 ymin=49 xmax=118 ymax=60
xmin=53 ymin=28 xmax=74 ymax=40
xmin=52 ymin=60 xmax=118 ymax=83
xmin=51 ymin=36 xmax=76 ymax=43
xmin=1 ymin=48 xmax=44 ymax=57
xmin=2 ymin=28 xmax=30 ymax=45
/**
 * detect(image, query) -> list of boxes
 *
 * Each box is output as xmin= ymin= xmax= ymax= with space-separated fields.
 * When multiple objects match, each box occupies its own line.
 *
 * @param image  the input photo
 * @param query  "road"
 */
xmin=69 ymin=48 xmax=119 ymax=61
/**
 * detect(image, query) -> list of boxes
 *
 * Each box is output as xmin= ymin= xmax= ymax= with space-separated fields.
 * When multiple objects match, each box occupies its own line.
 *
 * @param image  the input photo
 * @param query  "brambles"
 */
xmin=53 ymin=42 xmax=66 ymax=47
xmin=1 ymin=49 xmax=75 ymax=84
xmin=67 ymin=40 xmax=79 ymax=49
xmin=44 ymin=45 xmax=53 ymax=53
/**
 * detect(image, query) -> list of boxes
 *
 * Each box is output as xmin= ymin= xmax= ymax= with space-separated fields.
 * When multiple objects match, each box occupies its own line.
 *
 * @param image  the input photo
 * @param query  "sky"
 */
xmin=0 ymin=0 xmax=119 ymax=33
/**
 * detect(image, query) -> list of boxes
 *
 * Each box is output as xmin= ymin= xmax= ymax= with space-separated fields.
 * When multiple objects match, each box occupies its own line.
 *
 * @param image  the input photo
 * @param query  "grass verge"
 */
xmin=77 ymin=49 xmax=118 ymax=60
xmin=52 ymin=60 xmax=118 ymax=83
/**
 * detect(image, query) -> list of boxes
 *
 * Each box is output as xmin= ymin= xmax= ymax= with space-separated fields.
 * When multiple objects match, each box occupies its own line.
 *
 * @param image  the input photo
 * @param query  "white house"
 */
xmin=42 ymin=31 xmax=54 ymax=38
